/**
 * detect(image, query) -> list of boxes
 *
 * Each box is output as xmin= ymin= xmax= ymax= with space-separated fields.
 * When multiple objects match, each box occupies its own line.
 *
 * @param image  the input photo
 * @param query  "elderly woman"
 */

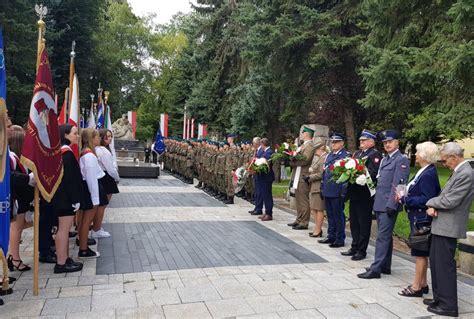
xmin=397 ymin=141 xmax=440 ymax=297
xmin=306 ymin=142 xmax=328 ymax=237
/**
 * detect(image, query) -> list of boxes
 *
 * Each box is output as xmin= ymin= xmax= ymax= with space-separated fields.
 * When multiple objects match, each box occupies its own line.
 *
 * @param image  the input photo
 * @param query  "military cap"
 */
xmin=329 ymin=132 xmax=345 ymax=141
xmin=379 ymin=129 xmax=400 ymax=142
xmin=302 ymin=126 xmax=315 ymax=136
xmin=227 ymin=133 xmax=237 ymax=138
xmin=359 ymin=129 xmax=377 ymax=140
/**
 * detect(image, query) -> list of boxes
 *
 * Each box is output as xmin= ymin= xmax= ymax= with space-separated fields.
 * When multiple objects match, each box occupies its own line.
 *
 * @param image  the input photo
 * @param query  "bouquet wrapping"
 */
xmin=271 ymin=142 xmax=306 ymax=162
xmin=330 ymin=157 xmax=376 ymax=196
xmin=248 ymin=157 xmax=269 ymax=174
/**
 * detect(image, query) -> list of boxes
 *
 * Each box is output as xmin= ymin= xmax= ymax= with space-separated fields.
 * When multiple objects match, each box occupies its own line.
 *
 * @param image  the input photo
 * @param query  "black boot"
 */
xmin=195 ymin=182 xmax=203 ymax=188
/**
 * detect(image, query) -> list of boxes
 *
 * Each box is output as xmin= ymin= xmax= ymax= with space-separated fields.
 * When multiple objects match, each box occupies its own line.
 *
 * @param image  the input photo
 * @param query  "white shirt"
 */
xmin=407 ymin=164 xmax=430 ymax=190
xmin=454 ymin=160 xmax=468 ymax=172
xmin=95 ymin=146 xmax=120 ymax=182
xmin=80 ymin=152 xmax=105 ymax=206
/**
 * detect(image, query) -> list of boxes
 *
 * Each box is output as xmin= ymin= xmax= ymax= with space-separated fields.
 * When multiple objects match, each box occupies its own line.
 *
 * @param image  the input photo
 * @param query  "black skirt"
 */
xmin=80 ymin=179 xmax=109 ymax=210
xmin=102 ymin=172 xmax=119 ymax=194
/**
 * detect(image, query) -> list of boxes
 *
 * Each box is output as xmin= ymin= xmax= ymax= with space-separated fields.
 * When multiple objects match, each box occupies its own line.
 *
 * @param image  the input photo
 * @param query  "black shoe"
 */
xmin=54 ymin=261 xmax=83 ymax=273
xmin=318 ymin=238 xmax=334 ymax=244
xmin=248 ymin=210 xmax=256 ymax=214
xmin=78 ymin=247 xmax=100 ymax=259
xmin=423 ymin=298 xmax=438 ymax=306
xmin=75 ymin=238 xmax=97 ymax=246
xmin=39 ymin=253 xmax=57 ymax=264
xmin=309 ymin=231 xmax=323 ymax=238
xmin=223 ymin=197 xmax=234 ymax=204
xmin=357 ymin=270 xmax=381 ymax=279
xmin=365 ymin=267 xmax=390 ymax=275
xmin=69 ymin=231 xmax=78 ymax=238
xmin=421 ymin=285 xmax=429 ymax=294
xmin=351 ymin=253 xmax=366 ymax=261
xmin=329 ymin=242 xmax=344 ymax=248
xmin=292 ymin=224 xmax=308 ymax=230
xmin=251 ymin=211 xmax=263 ymax=215
xmin=427 ymin=305 xmax=458 ymax=317
xmin=287 ymin=222 xmax=298 ymax=227
xmin=341 ymin=249 xmax=356 ymax=256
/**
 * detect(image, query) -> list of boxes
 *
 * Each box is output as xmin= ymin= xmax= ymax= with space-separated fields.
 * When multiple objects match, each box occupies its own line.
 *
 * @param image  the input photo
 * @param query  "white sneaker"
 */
xmin=90 ymin=228 xmax=111 ymax=239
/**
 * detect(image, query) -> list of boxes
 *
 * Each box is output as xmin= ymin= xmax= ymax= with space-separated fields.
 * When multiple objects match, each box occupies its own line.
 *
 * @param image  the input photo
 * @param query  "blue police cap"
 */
xmin=359 ymin=129 xmax=377 ymax=140
xmin=227 ymin=133 xmax=236 ymax=138
xmin=379 ymin=129 xmax=400 ymax=142
xmin=329 ymin=132 xmax=345 ymax=141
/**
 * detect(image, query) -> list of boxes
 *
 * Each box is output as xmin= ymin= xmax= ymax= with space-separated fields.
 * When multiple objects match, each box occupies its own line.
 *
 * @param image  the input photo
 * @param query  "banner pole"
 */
xmin=33 ymin=186 xmax=40 ymax=296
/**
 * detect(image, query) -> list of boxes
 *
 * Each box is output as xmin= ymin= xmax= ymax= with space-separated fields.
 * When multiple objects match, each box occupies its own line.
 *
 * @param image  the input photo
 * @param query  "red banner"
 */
xmin=21 ymin=47 xmax=63 ymax=202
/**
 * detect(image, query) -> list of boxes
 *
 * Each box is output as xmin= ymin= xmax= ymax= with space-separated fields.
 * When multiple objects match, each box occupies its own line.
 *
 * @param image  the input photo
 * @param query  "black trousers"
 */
xmin=39 ymin=202 xmax=56 ymax=255
xmin=349 ymin=198 xmax=373 ymax=254
xmin=430 ymin=234 xmax=458 ymax=311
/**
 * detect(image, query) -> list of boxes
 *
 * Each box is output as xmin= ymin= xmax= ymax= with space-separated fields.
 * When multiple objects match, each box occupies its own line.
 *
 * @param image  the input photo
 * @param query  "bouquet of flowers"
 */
xmin=271 ymin=142 xmax=306 ymax=162
xmin=248 ymin=157 xmax=269 ymax=174
xmin=330 ymin=157 xmax=376 ymax=194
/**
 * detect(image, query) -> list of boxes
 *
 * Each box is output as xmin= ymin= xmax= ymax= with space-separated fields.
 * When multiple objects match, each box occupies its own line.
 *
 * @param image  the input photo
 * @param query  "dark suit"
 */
xmin=369 ymin=150 xmax=410 ymax=274
xmin=347 ymin=147 xmax=381 ymax=255
xmin=253 ymin=146 xmax=264 ymax=212
xmin=322 ymin=149 xmax=350 ymax=244
xmin=255 ymin=147 xmax=274 ymax=214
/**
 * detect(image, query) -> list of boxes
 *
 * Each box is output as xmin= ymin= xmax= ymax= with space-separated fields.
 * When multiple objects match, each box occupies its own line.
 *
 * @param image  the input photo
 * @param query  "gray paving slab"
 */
xmin=108 ymin=192 xmax=225 ymax=208
xmin=96 ymin=221 xmax=326 ymax=275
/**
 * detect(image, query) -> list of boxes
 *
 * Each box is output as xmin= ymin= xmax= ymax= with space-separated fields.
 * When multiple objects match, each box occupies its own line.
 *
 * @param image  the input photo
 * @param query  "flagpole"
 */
xmin=66 ymin=41 xmax=75 ymax=123
xmin=33 ymin=3 xmax=48 ymax=296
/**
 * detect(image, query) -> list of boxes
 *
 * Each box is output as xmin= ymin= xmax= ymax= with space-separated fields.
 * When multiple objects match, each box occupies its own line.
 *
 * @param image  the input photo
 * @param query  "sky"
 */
xmin=128 ymin=0 xmax=196 ymax=25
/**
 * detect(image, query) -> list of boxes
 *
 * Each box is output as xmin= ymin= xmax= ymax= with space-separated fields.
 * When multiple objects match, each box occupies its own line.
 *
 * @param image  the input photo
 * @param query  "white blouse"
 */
xmin=95 ymin=146 xmax=120 ymax=182
xmin=80 ymin=152 xmax=105 ymax=206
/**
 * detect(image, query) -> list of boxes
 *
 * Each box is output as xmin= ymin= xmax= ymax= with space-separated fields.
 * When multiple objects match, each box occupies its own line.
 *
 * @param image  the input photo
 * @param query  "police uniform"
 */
xmin=343 ymin=130 xmax=382 ymax=260
xmin=320 ymin=133 xmax=350 ymax=247
xmin=358 ymin=130 xmax=410 ymax=279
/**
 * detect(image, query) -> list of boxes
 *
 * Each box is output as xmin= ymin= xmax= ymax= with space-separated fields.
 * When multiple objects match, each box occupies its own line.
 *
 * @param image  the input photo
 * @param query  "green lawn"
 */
xmin=272 ymin=166 xmax=474 ymax=238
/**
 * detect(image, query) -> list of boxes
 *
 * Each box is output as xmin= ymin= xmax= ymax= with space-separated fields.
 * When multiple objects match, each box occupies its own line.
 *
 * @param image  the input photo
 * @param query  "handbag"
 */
xmin=407 ymin=220 xmax=431 ymax=252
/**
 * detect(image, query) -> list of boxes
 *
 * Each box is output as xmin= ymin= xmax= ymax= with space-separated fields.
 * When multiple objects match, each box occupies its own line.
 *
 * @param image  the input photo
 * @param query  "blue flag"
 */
xmin=0 ymin=28 xmax=11 ymax=255
xmin=96 ymin=102 xmax=105 ymax=129
xmin=153 ymin=127 xmax=166 ymax=155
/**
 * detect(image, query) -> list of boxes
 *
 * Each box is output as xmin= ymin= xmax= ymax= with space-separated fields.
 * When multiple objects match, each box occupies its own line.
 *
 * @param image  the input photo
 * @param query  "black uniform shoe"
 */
xmin=248 ymin=210 xmax=256 ymax=214
xmin=427 ymin=305 xmax=458 ymax=317
xmin=287 ymin=222 xmax=298 ymax=227
xmin=250 ymin=211 xmax=263 ymax=215
xmin=329 ymin=242 xmax=344 ymax=248
xmin=365 ymin=267 xmax=390 ymax=275
xmin=292 ymin=224 xmax=309 ymax=230
xmin=423 ymin=299 xmax=438 ymax=306
xmin=357 ymin=270 xmax=381 ymax=279
xmin=39 ymin=253 xmax=57 ymax=264
xmin=341 ymin=249 xmax=356 ymax=256
xmin=318 ymin=238 xmax=334 ymax=244
xmin=54 ymin=261 xmax=83 ymax=273
xmin=351 ymin=253 xmax=366 ymax=261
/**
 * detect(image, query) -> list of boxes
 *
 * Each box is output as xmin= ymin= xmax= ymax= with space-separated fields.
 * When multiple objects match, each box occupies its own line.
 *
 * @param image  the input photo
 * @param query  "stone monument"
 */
xmin=112 ymin=114 xmax=134 ymax=140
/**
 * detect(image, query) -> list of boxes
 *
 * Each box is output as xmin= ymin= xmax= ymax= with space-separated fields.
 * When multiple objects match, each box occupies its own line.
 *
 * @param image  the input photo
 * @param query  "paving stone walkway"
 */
xmin=2 ymin=174 xmax=473 ymax=318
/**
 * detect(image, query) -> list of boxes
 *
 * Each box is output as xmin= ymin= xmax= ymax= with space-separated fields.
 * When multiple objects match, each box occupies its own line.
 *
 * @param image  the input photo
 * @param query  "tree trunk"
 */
xmin=344 ymin=105 xmax=356 ymax=152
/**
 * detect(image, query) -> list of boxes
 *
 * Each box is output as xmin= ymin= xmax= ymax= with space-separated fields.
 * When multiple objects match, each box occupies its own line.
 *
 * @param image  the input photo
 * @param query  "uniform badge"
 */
xmin=374 ymin=158 xmax=380 ymax=163
xmin=401 ymin=164 xmax=407 ymax=168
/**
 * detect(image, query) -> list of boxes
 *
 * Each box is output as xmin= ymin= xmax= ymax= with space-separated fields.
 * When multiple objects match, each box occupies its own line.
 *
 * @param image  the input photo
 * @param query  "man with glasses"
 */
xmin=319 ymin=132 xmax=349 ymax=247
xmin=423 ymin=142 xmax=474 ymax=317
xmin=358 ymin=129 xmax=410 ymax=279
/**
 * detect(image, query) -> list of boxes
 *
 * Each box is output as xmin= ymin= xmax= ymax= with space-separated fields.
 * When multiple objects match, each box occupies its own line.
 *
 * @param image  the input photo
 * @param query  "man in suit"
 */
xmin=256 ymin=138 xmax=275 ymax=221
xmin=319 ymin=133 xmax=350 ymax=247
xmin=288 ymin=127 xmax=316 ymax=230
xmin=249 ymin=137 xmax=263 ymax=215
xmin=358 ymin=129 xmax=410 ymax=279
xmin=341 ymin=129 xmax=381 ymax=260
xmin=423 ymin=142 xmax=474 ymax=317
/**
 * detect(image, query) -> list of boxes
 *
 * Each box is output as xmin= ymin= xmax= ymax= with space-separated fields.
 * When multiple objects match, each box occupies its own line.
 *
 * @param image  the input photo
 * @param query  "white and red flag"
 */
xmin=21 ymin=47 xmax=63 ymax=202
